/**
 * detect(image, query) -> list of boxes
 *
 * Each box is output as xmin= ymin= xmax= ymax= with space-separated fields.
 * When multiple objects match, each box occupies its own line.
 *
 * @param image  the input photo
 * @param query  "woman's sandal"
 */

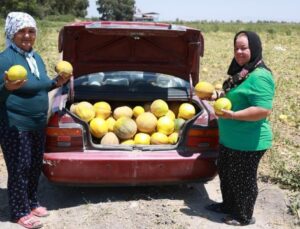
xmin=222 ymin=215 xmax=256 ymax=226
xmin=31 ymin=207 xmax=49 ymax=217
xmin=16 ymin=215 xmax=43 ymax=229
xmin=205 ymin=203 xmax=230 ymax=214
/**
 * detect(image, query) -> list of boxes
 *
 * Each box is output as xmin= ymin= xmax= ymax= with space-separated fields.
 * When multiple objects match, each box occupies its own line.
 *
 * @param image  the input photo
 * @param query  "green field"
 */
xmin=0 ymin=19 xmax=299 ymax=213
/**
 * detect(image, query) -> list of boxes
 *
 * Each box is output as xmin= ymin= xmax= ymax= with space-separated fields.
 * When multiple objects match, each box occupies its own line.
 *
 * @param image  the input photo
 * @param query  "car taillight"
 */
xmin=46 ymin=127 xmax=84 ymax=152
xmin=185 ymin=128 xmax=219 ymax=148
xmin=46 ymin=113 xmax=84 ymax=152
xmin=183 ymin=106 xmax=219 ymax=150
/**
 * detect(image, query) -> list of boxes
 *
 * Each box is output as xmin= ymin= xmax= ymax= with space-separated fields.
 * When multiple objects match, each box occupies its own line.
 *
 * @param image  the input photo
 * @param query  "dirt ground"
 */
xmin=0 ymin=153 xmax=297 ymax=229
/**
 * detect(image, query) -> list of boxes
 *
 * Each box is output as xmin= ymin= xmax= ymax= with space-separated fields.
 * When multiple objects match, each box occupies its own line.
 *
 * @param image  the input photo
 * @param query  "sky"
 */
xmin=87 ymin=0 xmax=300 ymax=23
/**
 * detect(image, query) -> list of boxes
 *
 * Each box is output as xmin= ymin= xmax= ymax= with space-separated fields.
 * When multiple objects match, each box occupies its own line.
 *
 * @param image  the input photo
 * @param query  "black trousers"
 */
xmin=217 ymin=144 xmax=266 ymax=224
xmin=0 ymin=119 xmax=45 ymax=220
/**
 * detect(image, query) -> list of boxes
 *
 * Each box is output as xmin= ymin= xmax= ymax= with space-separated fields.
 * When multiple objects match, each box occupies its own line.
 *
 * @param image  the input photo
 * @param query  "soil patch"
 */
xmin=0 ymin=153 xmax=296 ymax=229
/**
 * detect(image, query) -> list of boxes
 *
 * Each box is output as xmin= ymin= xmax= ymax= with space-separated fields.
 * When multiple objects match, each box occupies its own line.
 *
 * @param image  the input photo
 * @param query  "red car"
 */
xmin=43 ymin=21 xmax=219 ymax=185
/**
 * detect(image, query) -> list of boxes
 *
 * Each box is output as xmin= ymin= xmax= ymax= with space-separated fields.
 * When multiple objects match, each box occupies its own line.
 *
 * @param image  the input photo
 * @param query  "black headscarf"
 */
xmin=223 ymin=31 xmax=270 ymax=92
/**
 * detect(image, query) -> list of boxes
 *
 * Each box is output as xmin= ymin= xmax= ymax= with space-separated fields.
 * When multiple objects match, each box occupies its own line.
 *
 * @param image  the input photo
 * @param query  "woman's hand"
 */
xmin=216 ymin=109 xmax=235 ymax=119
xmin=202 ymin=90 xmax=225 ymax=101
xmin=4 ymin=72 xmax=27 ymax=91
xmin=216 ymin=106 xmax=272 ymax=121
xmin=55 ymin=72 xmax=72 ymax=87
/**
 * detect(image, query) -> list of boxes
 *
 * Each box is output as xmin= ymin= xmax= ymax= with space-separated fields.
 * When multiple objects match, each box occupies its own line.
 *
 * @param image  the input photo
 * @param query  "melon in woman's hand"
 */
xmin=7 ymin=65 xmax=27 ymax=81
xmin=55 ymin=60 xmax=73 ymax=76
xmin=213 ymin=98 xmax=232 ymax=115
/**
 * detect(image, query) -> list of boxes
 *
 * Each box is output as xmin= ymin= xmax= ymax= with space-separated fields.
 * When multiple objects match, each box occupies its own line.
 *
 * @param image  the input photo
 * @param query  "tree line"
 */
xmin=0 ymin=0 xmax=136 ymax=20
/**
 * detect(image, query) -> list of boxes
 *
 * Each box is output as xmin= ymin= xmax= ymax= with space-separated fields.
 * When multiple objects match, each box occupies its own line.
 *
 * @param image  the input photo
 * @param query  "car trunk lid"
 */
xmin=59 ymin=21 xmax=204 ymax=87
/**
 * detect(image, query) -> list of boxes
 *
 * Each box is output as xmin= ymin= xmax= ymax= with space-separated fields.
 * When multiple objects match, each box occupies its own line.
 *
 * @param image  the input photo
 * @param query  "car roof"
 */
xmin=59 ymin=21 xmax=204 ymax=86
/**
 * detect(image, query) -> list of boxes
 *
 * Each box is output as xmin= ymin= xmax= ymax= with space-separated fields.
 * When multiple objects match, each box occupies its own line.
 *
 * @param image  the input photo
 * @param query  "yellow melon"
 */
xmin=165 ymin=110 xmax=175 ymax=120
xmin=132 ymin=106 xmax=145 ymax=118
xmin=55 ymin=60 xmax=73 ymax=76
xmin=121 ymin=139 xmax=135 ymax=145
xmin=157 ymin=116 xmax=174 ymax=135
xmin=100 ymin=132 xmax=119 ymax=145
xmin=113 ymin=117 xmax=137 ymax=139
xmin=134 ymin=133 xmax=150 ymax=145
xmin=113 ymin=106 xmax=133 ymax=119
xmin=178 ymin=103 xmax=196 ymax=120
xmin=150 ymin=99 xmax=169 ymax=117
xmin=70 ymin=103 xmax=77 ymax=114
xmin=168 ymin=132 xmax=179 ymax=144
xmin=94 ymin=101 xmax=111 ymax=119
xmin=135 ymin=112 xmax=157 ymax=134
xmin=174 ymin=118 xmax=185 ymax=132
xmin=213 ymin=98 xmax=232 ymax=115
xmin=7 ymin=65 xmax=27 ymax=81
xmin=194 ymin=81 xmax=214 ymax=99
xmin=150 ymin=132 xmax=169 ymax=145
xmin=105 ymin=117 xmax=116 ymax=132
xmin=75 ymin=101 xmax=95 ymax=122
xmin=90 ymin=117 xmax=108 ymax=138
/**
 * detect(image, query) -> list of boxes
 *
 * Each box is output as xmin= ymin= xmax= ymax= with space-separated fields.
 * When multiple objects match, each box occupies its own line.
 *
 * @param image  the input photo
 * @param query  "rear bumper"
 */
xmin=43 ymin=150 xmax=217 ymax=185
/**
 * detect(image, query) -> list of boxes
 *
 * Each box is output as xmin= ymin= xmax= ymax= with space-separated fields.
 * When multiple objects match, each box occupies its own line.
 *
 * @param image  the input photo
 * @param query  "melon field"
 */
xmin=0 ymin=19 xmax=299 ymax=218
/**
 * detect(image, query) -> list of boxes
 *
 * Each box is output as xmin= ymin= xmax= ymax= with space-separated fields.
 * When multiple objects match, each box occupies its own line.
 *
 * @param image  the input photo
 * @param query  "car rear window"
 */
xmin=74 ymin=71 xmax=189 ymax=88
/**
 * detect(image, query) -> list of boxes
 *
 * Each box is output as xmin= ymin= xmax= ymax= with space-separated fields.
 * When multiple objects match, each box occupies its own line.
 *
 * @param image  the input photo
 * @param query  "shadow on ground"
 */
xmin=0 ymin=174 xmax=222 ymax=224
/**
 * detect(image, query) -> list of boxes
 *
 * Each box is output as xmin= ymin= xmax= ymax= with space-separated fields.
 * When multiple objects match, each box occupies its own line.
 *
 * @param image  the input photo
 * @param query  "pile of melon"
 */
xmin=69 ymin=99 xmax=196 ymax=145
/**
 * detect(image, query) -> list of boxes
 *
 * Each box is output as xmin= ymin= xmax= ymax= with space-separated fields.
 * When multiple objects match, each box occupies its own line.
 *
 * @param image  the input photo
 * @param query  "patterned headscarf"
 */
xmin=5 ymin=12 xmax=37 ymax=47
xmin=4 ymin=12 xmax=40 ymax=78
xmin=222 ymin=31 xmax=270 ymax=93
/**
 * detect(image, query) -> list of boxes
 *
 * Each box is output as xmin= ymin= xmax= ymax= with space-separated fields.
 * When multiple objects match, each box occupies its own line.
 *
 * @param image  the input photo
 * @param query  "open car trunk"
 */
xmin=65 ymin=96 xmax=203 ymax=149
xmin=43 ymin=21 xmax=218 ymax=186
xmin=54 ymin=21 xmax=207 ymax=150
